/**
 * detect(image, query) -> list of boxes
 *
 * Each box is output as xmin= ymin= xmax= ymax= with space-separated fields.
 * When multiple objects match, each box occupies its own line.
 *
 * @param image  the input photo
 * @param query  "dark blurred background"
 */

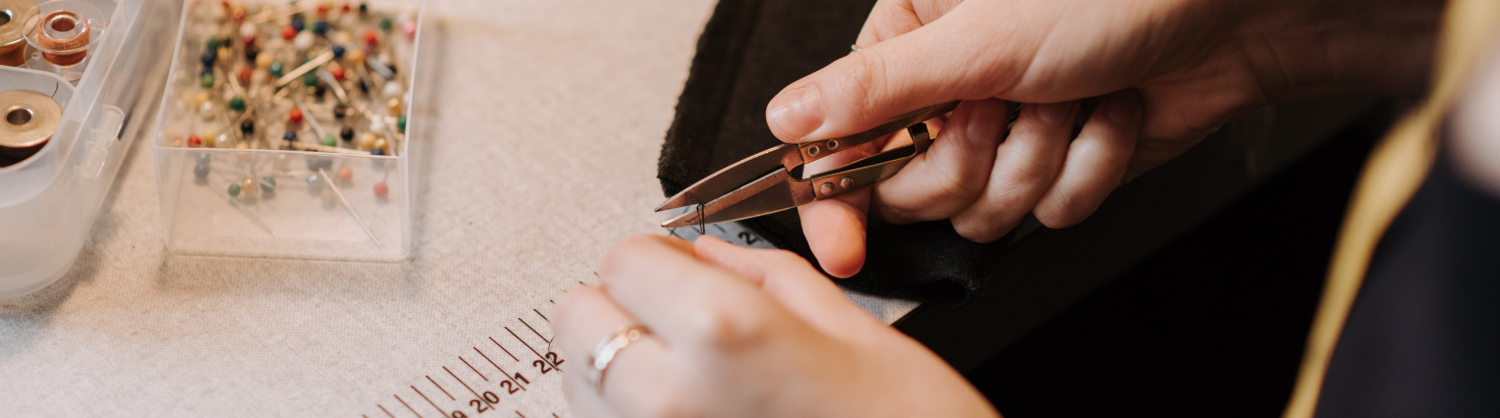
xmin=951 ymin=109 xmax=1391 ymax=417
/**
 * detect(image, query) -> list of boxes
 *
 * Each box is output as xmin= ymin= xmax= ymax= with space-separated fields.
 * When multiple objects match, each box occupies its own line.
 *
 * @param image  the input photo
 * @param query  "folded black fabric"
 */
xmin=659 ymin=0 xmax=1031 ymax=305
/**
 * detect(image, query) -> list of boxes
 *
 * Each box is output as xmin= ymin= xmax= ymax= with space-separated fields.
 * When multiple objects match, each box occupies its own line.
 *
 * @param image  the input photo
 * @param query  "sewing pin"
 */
xmin=317 ymin=167 xmax=380 ymax=246
xmin=274 ymin=50 xmax=334 ymax=88
xmin=365 ymin=55 xmax=394 ymax=80
xmin=220 ymin=182 xmax=276 ymax=236
xmin=289 ymin=143 xmax=370 ymax=155
xmin=249 ymin=3 xmax=304 ymax=25
xmin=293 ymin=98 xmax=327 ymax=138
xmin=316 ymin=68 xmax=350 ymax=103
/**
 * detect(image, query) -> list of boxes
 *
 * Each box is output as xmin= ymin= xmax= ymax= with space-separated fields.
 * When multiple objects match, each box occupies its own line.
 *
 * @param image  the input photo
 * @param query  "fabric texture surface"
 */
xmin=0 ymin=1 xmax=925 ymax=416
xmin=659 ymin=0 xmax=1031 ymax=305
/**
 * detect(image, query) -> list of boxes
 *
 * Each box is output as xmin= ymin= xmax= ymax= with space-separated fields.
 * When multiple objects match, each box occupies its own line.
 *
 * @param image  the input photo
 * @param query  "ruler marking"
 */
xmin=394 ymin=395 xmax=423 ymax=418
xmin=520 ymin=317 xmax=556 ymax=353
xmin=426 ymin=375 xmax=455 ymax=401
xmin=444 ymin=366 xmax=496 ymax=408
xmin=368 ymin=302 xmax=579 ymax=415
xmin=489 ymin=337 xmax=520 ymax=362
xmin=507 ymin=327 xmax=562 ymax=371
xmin=475 ymin=347 xmax=527 ymax=391
xmin=412 ymin=386 xmax=445 ymax=417
xmin=519 ymin=318 xmax=550 ymax=343
xmin=460 ymin=356 xmax=488 ymax=381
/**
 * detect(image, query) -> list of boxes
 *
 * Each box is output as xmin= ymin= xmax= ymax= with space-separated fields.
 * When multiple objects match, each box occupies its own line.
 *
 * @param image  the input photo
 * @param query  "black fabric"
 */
xmin=660 ymin=0 xmax=1025 ymax=305
xmin=963 ymin=113 xmax=1381 ymax=417
xmin=1315 ymin=150 xmax=1500 ymax=417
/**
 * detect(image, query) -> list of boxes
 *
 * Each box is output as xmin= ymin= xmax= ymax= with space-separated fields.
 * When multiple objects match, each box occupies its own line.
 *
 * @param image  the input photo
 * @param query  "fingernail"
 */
xmin=963 ymin=100 xmax=1006 ymax=145
xmin=1106 ymin=91 xmax=1140 ymax=124
xmin=1034 ymin=102 xmax=1073 ymax=125
xmin=767 ymin=85 xmax=825 ymax=141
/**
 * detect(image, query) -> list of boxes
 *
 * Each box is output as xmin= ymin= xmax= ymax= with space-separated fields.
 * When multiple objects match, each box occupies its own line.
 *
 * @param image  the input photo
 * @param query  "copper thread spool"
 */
xmin=0 ymin=90 xmax=62 ymax=168
xmin=35 ymin=10 xmax=88 ymax=66
xmin=0 ymin=0 xmax=38 ymax=66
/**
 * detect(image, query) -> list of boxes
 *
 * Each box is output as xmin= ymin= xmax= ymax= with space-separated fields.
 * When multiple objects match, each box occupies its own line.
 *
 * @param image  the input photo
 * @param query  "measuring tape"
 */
xmin=363 ymin=308 xmax=568 ymax=418
xmin=361 ymin=218 xmax=769 ymax=418
xmin=661 ymin=212 xmax=778 ymax=250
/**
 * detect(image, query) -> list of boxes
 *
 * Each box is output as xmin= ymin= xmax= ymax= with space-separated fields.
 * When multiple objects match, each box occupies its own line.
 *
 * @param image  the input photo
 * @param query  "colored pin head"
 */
xmin=236 ymin=67 xmax=253 ymax=86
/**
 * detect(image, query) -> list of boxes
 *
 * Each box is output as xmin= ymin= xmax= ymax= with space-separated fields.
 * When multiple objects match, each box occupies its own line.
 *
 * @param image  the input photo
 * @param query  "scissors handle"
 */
xmin=803 ymin=122 xmax=933 ymax=200
xmin=796 ymin=101 xmax=959 ymax=165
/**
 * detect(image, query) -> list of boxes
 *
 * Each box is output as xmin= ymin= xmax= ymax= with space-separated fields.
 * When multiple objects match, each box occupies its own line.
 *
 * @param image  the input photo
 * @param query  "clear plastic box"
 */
xmin=0 ymin=0 xmax=180 ymax=298
xmin=151 ymin=0 xmax=424 ymax=261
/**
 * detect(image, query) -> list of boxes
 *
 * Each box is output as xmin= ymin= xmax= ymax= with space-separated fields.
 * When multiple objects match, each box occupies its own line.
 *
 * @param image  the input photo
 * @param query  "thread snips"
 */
xmin=656 ymin=101 xmax=960 ymax=229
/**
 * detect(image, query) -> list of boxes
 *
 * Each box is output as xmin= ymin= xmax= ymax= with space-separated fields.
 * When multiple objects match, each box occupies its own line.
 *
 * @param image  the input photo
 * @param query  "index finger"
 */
xmin=856 ymin=0 xmax=966 ymax=47
xmin=595 ymin=235 xmax=782 ymax=346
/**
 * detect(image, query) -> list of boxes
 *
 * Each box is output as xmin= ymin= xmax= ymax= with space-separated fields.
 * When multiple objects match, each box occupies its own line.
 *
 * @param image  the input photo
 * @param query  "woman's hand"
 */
xmin=553 ymin=235 xmax=998 ymax=418
xmin=768 ymin=0 xmax=1442 ymax=277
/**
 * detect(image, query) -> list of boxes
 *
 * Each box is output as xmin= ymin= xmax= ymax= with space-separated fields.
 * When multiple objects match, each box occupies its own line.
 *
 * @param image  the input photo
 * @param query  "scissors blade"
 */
xmin=655 ymin=143 xmax=803 ymax=212
xmin=660 ymin=168 xmax=814 ymax=228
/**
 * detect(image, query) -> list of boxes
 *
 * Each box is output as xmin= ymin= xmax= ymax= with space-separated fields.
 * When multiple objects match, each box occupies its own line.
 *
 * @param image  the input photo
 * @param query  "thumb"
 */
xmin=765 ymin=20 xmax=1003 ymax=143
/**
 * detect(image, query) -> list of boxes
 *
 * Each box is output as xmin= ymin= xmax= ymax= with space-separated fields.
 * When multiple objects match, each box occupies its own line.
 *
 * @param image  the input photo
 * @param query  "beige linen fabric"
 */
xmin=1 ymin=1 xmax=916 ymax=416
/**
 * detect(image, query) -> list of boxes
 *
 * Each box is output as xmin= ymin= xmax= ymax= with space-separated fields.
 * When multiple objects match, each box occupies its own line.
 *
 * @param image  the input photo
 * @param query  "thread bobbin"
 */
xmin=0 ymin=0 xmax=38 ymax=66
xmin=0 ymin=89 xmax=62 ymax=168
xmin=33 ymin=10 xmax=90 ymax=66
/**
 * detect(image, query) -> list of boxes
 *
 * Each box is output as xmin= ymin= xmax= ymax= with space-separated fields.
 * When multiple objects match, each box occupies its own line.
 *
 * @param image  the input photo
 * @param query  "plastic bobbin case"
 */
xmin=0 ymin=0 xmax=184 ymax=298
xmin=0 ymin=0 xmax=183 ymax=298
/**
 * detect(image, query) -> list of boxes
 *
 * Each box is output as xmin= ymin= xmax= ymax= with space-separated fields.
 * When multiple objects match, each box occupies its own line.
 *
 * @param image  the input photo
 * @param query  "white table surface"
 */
xmin=0 ymin=0 xmax=916 ymax=416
